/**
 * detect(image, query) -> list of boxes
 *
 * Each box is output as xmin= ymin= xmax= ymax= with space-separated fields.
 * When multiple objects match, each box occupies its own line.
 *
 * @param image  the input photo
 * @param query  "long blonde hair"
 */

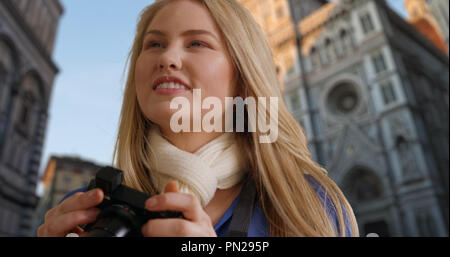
xmin=113 ymin=0 xmax=359 ymax=237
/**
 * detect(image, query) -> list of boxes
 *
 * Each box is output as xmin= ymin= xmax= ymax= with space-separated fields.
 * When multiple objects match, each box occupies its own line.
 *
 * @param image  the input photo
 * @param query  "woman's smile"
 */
xmin=154 ymin=85 xmax=191 ymax=95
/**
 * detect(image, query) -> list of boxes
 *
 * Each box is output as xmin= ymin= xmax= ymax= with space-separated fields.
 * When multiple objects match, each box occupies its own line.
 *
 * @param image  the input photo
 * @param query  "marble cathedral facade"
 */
xmin=239 ymin=0 xmax=449 ymax=236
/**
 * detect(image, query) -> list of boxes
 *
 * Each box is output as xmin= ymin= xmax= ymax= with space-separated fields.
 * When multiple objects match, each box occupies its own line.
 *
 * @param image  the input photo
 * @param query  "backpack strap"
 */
xmin=225 ymin=174 xmax=258 ymax=237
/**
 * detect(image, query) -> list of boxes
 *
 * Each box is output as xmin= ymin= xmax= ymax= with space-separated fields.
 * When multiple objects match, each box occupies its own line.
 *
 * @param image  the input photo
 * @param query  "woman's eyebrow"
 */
xmin=145 ymin=29 xmax=219 ymax=42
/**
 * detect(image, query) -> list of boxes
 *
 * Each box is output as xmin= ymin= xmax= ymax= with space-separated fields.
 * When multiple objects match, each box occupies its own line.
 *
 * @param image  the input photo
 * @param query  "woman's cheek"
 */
xmin=197 ymin=54 xmax=234 ymax=91
xmin=135 ymin=59 xmax=154 ymax=99
xmin=135 ymin=54 xmax=154 ymax=83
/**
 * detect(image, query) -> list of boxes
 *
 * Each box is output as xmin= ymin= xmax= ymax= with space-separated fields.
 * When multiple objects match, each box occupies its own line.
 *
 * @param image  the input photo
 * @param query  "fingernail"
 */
xmin=173 ymin=181 xmax=179 ymax=190
xmin=147 ymin=198 xmax=157 ymax=209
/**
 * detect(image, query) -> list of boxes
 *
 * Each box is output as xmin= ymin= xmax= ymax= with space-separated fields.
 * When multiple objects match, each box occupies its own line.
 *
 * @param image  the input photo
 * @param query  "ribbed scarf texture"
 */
xmin=147 ymin=126 xmax=248 ymax=207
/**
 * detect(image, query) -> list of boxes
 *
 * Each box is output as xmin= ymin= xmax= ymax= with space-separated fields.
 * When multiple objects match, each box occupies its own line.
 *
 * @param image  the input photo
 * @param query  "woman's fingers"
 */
xmin=141 ymin=218 xmax=205 ymax=237
xmin=57 ymin=189 xmax=104 ymax=215
xmin=145 ymin=192 xmax=206 ymax=222
xmin=39 ymin=208 xmax=101 ymax=237
xmin=140 ymin=181 xmax=217 ymax=237
xmin=37 ymin=189 xmax=104 ymax=237
xmin=164 ymin=181 xmax=179 ymax=193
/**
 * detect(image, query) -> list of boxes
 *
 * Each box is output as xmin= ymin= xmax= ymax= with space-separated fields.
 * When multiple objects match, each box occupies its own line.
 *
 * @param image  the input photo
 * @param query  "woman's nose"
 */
xmin=158 ymin=48 xmax=182 ymax=71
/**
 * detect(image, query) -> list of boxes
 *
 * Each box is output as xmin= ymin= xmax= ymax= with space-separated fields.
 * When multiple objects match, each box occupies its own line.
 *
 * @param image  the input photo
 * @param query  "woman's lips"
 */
xmin=154 ymin=87 xmax=191 ymax=95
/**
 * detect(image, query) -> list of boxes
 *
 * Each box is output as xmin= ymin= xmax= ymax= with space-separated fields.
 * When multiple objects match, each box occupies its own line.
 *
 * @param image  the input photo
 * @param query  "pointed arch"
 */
xmin=340 ymin=166 xmax=384 ymax=204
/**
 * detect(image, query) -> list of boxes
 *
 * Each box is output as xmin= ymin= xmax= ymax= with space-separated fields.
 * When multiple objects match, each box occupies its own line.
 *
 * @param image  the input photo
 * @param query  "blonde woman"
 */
xmin=38 ymin=0 xmax=359 ymax=237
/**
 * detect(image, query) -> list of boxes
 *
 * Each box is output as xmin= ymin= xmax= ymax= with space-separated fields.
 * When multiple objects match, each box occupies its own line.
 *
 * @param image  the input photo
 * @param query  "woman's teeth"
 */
xmin=155 ymin=82 xmax=190 ymax=90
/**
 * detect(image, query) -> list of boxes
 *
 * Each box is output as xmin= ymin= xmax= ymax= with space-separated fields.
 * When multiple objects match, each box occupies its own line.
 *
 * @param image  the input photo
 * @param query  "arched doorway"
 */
xmin=342 ymin=167 xmax=383 ymax=203
xmin=341 ymin=167 xmax=391 ymax=236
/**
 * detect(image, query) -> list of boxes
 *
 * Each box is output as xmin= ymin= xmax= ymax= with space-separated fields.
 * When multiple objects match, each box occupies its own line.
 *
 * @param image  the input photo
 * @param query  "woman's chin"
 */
xmin=148 ymin=110 xmax=187 ymax=130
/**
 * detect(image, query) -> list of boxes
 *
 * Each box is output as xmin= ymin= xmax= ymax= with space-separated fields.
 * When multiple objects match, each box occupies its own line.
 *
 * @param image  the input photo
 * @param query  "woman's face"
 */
xmin=135 ymin=0 xmax=236 ymax=133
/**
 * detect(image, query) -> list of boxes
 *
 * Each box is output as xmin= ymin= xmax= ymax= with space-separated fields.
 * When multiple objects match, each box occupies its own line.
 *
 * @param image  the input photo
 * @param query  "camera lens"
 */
xmin=82 ymin=204 xmax=140 ymax=237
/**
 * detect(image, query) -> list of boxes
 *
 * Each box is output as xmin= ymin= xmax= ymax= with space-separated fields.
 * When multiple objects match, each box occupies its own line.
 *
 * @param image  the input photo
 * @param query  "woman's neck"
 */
xmin=205 ymin=182 xmax=244 ymax=226
xmin=160 ymin=129 xmax=225 ymax=153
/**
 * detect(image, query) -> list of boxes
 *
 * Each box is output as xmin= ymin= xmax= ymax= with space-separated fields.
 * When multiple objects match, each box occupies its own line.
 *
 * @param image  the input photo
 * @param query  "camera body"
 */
xmin=82 ymin=166 xmax=184 ymax=237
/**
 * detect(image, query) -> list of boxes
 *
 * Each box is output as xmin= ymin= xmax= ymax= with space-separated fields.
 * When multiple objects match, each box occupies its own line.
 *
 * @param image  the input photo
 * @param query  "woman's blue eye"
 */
xmin=147 ymin=42 xmax=161 ymax=48
xmin=145 ymin=41 xmax=207 ymax=49
xmin=190 ymin=41 xmax=207 ymax=48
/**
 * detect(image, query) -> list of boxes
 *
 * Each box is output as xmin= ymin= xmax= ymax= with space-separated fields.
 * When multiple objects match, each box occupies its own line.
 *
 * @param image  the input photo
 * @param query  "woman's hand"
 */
xmin=37 ymin=189 xmax=104 ymax=237
xmin=142 ymin=182 xmax=217 ymax=237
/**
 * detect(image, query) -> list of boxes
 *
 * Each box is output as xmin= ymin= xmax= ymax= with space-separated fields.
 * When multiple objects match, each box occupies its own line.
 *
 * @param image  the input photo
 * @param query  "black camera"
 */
xmin=81 ymin=166 xmax=184 ymax=237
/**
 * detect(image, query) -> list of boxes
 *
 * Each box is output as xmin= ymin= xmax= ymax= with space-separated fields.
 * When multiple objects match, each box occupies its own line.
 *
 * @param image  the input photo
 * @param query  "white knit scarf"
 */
xmin=147 ymin=126 xmax=248 ymax=207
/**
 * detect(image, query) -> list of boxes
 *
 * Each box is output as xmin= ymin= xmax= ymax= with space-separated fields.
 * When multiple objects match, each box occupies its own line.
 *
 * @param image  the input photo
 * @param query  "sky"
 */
xmin=36 ymin=0 xmax=154 ymax=194
xmin=388 ymin=0 xmax=407 ymax=17
xmin=37 ymin=0 xmax=407 ymax=194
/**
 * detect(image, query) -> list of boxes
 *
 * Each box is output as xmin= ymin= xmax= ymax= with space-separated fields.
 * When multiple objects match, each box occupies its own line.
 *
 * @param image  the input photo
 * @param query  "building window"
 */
xmin=19 ymin=104 xmax=30 ymax=128
xmin=326 ymin=82 xmax=361 ymax=116
xmin=396 ymin=136 xmax=420 ymax=181
xmin=360 ymin=13 xmax=375 ymax=34
xmin=310 ymin=47 xmax=320 ymax=70
xmin=324 ymin=38 xmax=334 ymax=64
xmin=289 ymin=91 xmax=301 ymax=111
xmin=17 ymin=91 xmax=36 ymax=135
xmin=371 ymin=52 xmax=387 ymax=74
xmin=63 ymin=175 xmax=72 ymax=188
xmin=380 ymin=81 xmax=397 ymax=105
xmin=340 ymin=30 xmax=352 ymax=55
xmin=284 ymin=56 xmax=295 ymax=77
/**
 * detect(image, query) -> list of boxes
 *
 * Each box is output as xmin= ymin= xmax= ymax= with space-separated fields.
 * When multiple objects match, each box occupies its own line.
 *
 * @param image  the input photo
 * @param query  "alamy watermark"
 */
xmin=169 ymin=89 xmax=279 ymax=143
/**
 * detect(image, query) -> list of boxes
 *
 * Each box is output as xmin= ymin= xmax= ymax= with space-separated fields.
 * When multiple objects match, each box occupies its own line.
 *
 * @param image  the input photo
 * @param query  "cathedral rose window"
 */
xmin=326 ymin=82 xmax=361 ymax=116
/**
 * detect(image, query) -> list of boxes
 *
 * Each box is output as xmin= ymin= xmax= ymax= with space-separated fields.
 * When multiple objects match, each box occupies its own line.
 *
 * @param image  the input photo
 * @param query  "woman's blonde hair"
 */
xmin=113 ymin=0 xmax=359 ymax=237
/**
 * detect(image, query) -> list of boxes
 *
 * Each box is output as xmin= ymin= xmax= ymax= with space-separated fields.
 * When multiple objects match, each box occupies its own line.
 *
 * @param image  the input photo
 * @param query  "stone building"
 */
xmin=31 ymin=156 xmax=102 ymax=235
xmin=0 ymin=0 xmax=63 ymax=236
xmin=239 ymin=0 xmax=449 ymax=236
xmin=236 ymin=0 xmax=327 ymax=90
